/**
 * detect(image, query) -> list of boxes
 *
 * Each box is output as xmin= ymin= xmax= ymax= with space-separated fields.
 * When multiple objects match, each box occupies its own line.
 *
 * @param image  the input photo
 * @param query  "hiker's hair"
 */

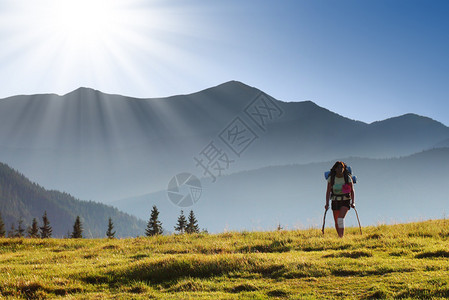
xmin=330 ymin=161 xmax=350 ymax=186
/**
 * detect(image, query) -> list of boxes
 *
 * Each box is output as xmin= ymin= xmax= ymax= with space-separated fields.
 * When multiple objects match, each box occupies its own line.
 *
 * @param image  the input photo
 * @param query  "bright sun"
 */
xmin=48 ymin=0 xmax=123 ymax=51
xmin=54 ymin=1 xmax=112 ymax=38
xmin=1 ymin=0 xmax=198 ymax=97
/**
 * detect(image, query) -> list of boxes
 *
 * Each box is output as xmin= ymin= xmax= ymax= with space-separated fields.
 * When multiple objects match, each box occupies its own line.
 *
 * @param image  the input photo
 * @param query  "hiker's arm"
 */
xmin=325 ymin=182 xmax=331 ymax=209
xmin=350 ymin=182 xmax=355 ymax=207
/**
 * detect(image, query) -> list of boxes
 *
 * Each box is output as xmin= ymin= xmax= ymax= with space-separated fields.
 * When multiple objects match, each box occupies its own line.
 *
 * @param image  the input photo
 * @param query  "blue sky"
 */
xmin=0 ymin=0 xmax=448 ymax=125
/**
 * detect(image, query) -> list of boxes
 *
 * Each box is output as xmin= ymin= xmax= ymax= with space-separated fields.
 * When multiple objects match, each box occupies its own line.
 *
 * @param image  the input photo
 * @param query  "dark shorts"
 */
xmin=332 ymin=200 xmax=351 ymax=211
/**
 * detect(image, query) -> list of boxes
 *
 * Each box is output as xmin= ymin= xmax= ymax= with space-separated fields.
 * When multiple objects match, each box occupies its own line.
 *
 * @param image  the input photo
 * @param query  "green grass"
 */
xmin=1 ymin=219 xmax=449 ymax=299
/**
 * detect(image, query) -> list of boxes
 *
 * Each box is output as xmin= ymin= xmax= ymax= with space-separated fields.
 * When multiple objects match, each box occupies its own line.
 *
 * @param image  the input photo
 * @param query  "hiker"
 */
xmin=325 ymin=161 xmax=355 ymax=237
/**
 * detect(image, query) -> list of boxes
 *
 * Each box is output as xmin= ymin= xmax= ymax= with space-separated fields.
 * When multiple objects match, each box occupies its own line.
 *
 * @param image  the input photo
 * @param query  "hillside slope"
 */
xmin=0 ymin=162 xmax=146 ymax=237
xmin=1 ymin=219 xmax=448 ymax=299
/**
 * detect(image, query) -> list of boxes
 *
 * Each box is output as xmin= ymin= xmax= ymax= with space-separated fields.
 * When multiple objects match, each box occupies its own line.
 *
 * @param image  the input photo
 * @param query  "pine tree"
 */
xmin=174 ymin=210 xmax=187 ymax=234
xmin=17 ymin=218 xmax=25 ymax=238
xmin=106 ymin=217 xmax=115 ymax=239
xmin=28 ymin=218 xmax=39 ymax=238
xmin=145 ymin=205 xmax=163 ymax=236
xmin=186 ymin=210 xmax=200 ymax=234
xmin=71 ymin=216 xmax=83 ymax=238
xmin=8 ymin=223 xmax=16 ymax=238
xmin=0 ymin=213 xmax=5 ymax=237
xmin=40 ymin=211 xmax=52 ymax=238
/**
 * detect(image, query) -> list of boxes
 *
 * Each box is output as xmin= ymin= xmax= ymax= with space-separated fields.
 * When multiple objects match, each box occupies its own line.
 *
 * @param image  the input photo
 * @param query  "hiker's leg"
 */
xmin=337 ymin=206 xmax=350 ymax=237
xmin=333 ymin=210 xmax=340 ymax=234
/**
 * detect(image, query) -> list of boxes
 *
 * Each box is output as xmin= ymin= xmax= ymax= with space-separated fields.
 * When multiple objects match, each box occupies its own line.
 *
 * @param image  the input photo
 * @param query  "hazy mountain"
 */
xmin=435 ymin=137 xmax=449 ymax=148
xmin=113 ymin=148 xmax=449 ymax=233
xmin=0 ymin=161 xmax=146 ymax=238
xmin=0 ymin=81 xmax=448 ymax=203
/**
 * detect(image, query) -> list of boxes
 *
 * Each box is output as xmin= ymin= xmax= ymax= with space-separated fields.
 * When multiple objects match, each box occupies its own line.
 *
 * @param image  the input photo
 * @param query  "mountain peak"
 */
xmin=218 ymin=80 xmax=254 ymax=89
xmin=64 ymin=87 xmax=102 ymax=96
xmin=193 ymin=80 xmax=259 ymax=96
xmin=372 ymin=113 xmax=448 ymax=129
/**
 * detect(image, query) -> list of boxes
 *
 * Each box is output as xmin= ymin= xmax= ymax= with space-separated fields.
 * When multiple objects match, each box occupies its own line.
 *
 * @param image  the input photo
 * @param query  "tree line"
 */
xmin=145 ymin=205 xmax=202 ymax=236
xmin=0 ymin=205 xmax=203 ymax=238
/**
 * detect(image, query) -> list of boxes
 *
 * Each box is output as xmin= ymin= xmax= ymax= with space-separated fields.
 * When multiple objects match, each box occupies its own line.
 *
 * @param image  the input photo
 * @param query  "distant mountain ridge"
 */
xmin=0 ymin=81 xmax=448 ymax=203
xmin=113 ymin=147 xmax=449 ymax=232
xmin=0 ymin=161 xmax=146 ymax=237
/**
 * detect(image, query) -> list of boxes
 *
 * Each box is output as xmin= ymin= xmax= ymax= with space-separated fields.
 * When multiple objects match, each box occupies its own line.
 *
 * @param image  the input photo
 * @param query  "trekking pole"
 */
xmin=353 ymin=206 xmax=362 ymax=235
xmin=321 ymin=208 xmax=328 ymax=234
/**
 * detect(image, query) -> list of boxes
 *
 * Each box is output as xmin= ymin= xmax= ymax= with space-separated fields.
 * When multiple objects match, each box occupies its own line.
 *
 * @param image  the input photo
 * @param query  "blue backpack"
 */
xmin=324 ymin=164 xmax=357 ymax=184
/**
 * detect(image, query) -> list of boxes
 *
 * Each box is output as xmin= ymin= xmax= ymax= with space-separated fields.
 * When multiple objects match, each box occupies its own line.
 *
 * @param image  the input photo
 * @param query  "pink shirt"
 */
xmin=328 ymin=175 xmax=353 ymax=195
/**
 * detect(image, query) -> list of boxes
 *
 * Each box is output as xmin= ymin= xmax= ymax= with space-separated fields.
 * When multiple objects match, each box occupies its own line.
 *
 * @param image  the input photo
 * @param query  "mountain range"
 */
xmin=0 ymin=81 xmax=447 ymax=203
xmin=0 ymin=81 xmax=448 ymax=233
xmin=113 ymin=147 xmax=449 ymax=233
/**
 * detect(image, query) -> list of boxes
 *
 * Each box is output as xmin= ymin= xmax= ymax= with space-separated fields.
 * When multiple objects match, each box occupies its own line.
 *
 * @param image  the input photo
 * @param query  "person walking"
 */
xmin=325 ymin=161 xmax=355 ymax=237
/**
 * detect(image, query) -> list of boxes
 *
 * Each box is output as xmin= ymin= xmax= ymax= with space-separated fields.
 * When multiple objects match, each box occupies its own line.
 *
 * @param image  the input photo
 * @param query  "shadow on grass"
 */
xmin=331 ymin=265 xmax=415 ymax=277
xmin=0 ymin=281 xmax=83 ymax=299
xmin=267 ymin=289 xmax=290 ymax=297
xmin=79 ymin=255 xmax=324 ymax=286
xmin=415 ymin=250 xmax=449 ymax=259
xmin=239 ymin=239 xmax=291 ymax=253
xmin=230 ymin=283 xmax=259 ymax=293
xmin=323 ymin=250 xmax=373 ymax=259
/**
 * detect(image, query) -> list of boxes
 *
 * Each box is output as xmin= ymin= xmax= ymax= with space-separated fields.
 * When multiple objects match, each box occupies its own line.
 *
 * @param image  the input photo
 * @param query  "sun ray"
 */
xmin=0 ymin=0 xmax=213 ymax=98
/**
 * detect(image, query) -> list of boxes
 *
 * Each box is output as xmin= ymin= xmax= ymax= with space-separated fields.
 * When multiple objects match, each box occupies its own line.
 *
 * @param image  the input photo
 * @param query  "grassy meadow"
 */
xmin=1 ymin=219 xmax=449 ymax=299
